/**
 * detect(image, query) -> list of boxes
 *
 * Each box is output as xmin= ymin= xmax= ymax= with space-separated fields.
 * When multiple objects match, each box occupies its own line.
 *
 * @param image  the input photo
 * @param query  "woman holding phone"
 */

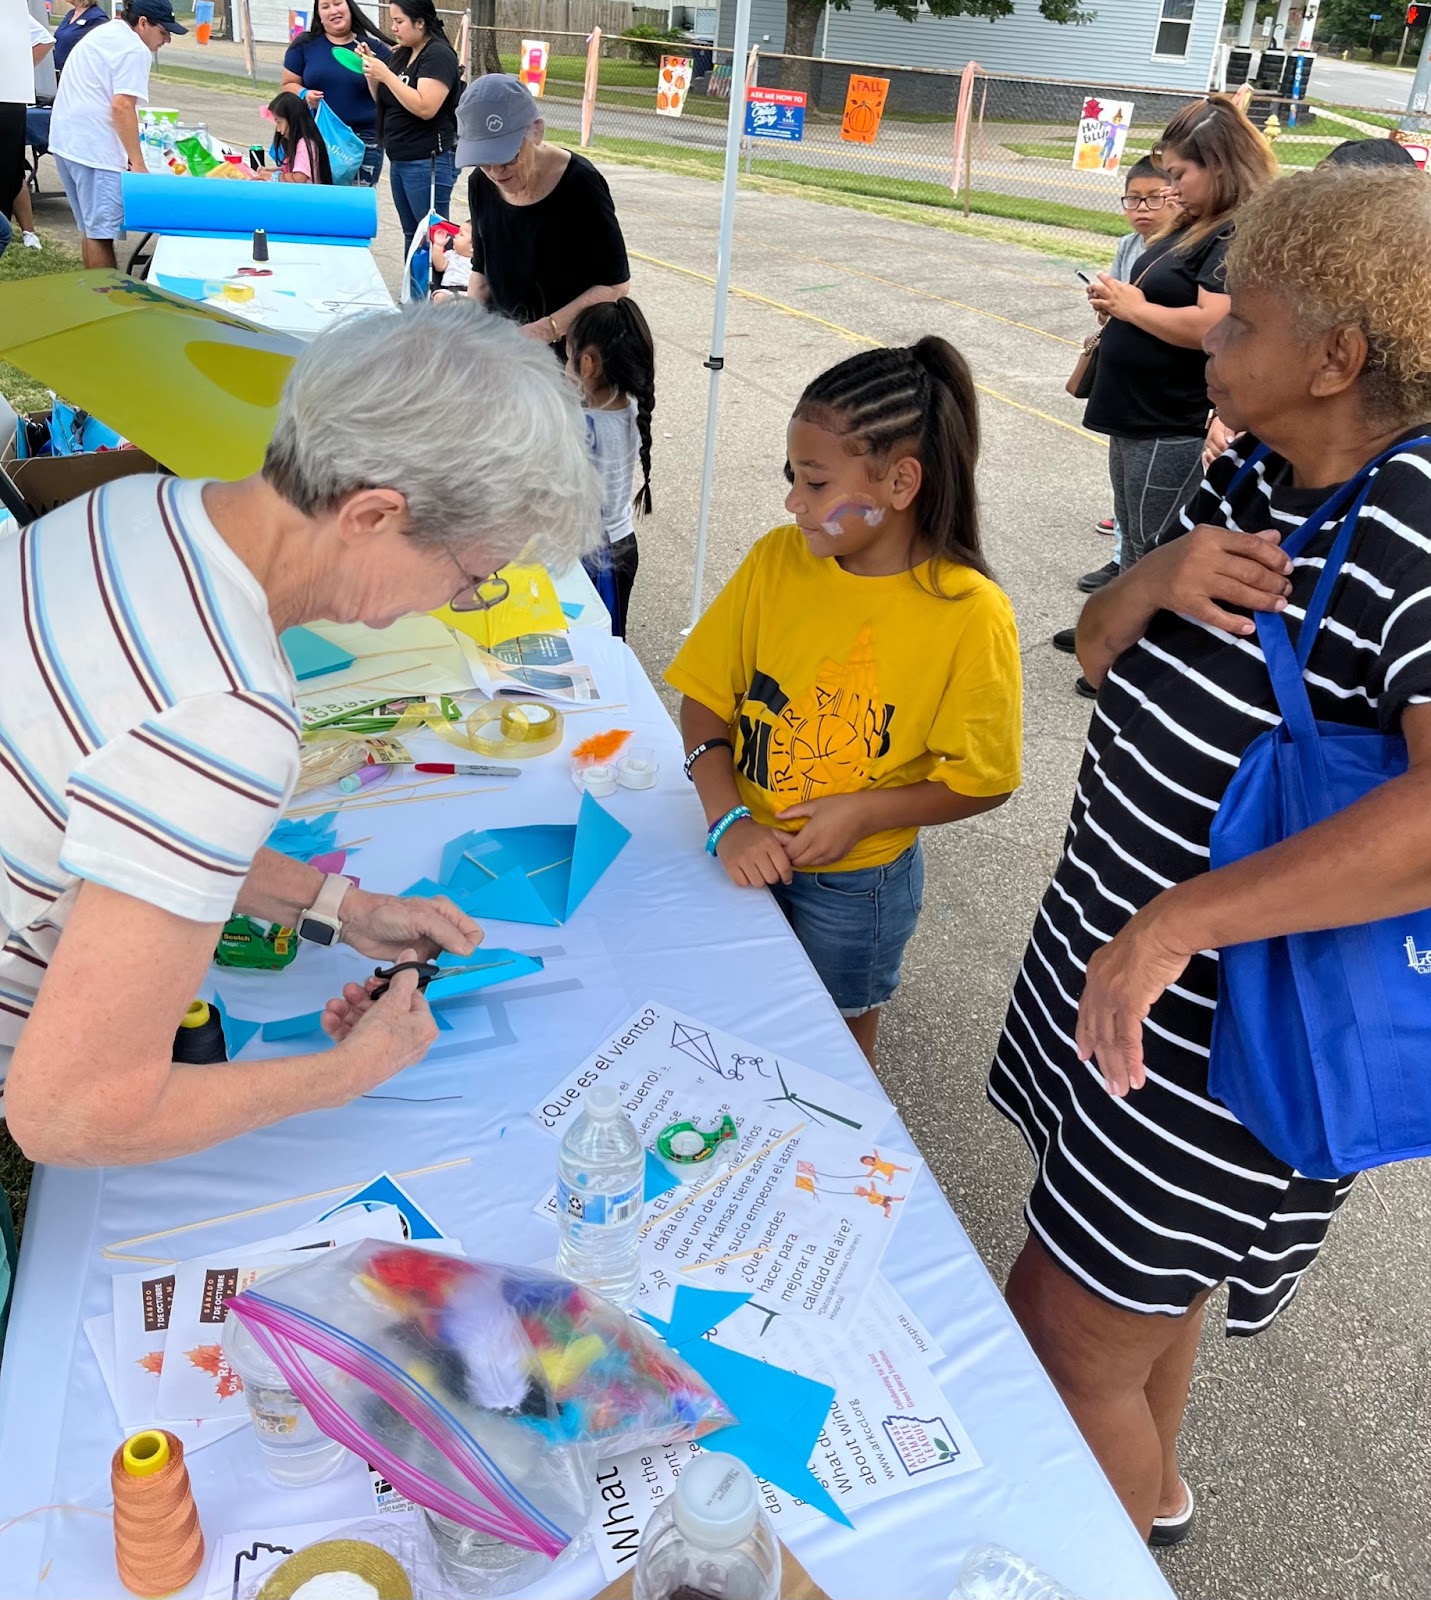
xmin=1082 ymin=96 xmax=1275 ymax=573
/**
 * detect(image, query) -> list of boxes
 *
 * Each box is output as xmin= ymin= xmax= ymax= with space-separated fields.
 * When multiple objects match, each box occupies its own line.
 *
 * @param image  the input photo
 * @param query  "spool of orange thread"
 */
xmin=110 ymin=1430 xmax=205 ymax=1597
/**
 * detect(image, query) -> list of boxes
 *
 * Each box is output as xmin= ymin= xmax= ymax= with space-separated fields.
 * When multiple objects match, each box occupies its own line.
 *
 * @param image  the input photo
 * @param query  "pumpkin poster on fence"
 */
xmin=657 ymin=54 xmax=694 ymax=118
xmin=520 ymin=39 xmax=549 ymax=97
xmin=840 ymin=74 xmax=890 ymax=145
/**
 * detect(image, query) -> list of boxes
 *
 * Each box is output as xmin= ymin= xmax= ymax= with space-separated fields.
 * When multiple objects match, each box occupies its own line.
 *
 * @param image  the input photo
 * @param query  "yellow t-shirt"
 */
xmin=666 ymin=525 xmax=1023 ymax=872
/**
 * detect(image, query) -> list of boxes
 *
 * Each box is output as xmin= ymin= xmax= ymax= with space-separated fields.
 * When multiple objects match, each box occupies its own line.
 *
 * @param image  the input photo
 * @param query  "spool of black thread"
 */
xmin=173 ymin=1000 xmax=228 ymax=1064
xmin=252 ymin=227 xmax=269 ymax=262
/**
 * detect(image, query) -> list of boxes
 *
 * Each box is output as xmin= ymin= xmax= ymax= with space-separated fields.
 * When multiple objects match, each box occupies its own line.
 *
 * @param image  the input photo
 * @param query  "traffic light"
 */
xmin=1410 ymin=3 xmax=1422 ymax=26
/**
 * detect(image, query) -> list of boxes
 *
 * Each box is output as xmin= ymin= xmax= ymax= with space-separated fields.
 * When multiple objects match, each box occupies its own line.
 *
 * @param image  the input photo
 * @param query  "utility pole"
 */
xmin=1235 ymin=0 xmax=1258 ymax=47
xmin=1408 ymin=14 xmax=1431 ymax=114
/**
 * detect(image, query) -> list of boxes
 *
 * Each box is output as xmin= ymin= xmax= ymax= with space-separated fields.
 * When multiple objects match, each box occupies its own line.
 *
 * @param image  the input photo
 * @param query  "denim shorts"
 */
xmin=770 ymin=841 xmax=924 ymax=1018
xmin=54 ymin=156 xmax=124 ymax=242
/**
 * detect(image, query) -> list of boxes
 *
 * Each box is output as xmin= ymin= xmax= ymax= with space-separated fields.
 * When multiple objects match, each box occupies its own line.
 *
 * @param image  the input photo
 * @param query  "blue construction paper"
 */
xmin=434 ymin=1008 xmax=454 ymax=1032
xmin=644 ymin=1149 xmax=680 ymax=1202
xmin=154 ymin=273 xmax=210 ymax=301
xmin=560 ymin=601 xmax=584 ymax=619
xmin=261 ymin=1011 xmax=328 ymax=1042
xmin=268 ymin=814 xmax=339 ymax=862
xmin=210 ymin=991 xmax=261 ymax=1057
xmin=435 ymin=796 xmax=630 ymax=927
xmin=641 ymin=1287 xmax=849 ymax=1528
xmin=317 ymin=1172 xmax=445 ymax=1240
xmin=281 ymin=626 xmax=356 ymax=681
xmin=121 ymin=172 xmax=378 ymax=241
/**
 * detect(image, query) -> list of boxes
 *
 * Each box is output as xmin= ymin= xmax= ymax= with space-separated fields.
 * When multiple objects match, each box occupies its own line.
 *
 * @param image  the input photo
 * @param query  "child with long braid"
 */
xmin=565 ymin=299 xmax=656 ymax=638
xmin=668 ymin=339 xmax=1023 ymax=1063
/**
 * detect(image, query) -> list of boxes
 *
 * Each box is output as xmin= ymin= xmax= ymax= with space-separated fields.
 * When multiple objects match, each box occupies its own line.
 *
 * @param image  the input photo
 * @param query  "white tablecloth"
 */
xmin=0 ymin=634 xmax=1173 ymax=1600
xmin=149 ymin=236 xmax=394 ymax=338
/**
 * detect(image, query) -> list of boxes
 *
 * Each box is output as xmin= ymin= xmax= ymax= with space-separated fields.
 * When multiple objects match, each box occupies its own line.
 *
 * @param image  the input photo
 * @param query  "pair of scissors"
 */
xmin=370 ymin=959 xmax=439 ymax=999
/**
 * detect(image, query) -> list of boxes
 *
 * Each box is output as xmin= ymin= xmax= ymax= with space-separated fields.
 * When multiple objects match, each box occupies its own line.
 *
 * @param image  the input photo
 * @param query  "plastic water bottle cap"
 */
xmin=673 ymin=1452 xmax=760 ymax=1548
xmin=587 ymin=1083 xmax=621 ymax=1118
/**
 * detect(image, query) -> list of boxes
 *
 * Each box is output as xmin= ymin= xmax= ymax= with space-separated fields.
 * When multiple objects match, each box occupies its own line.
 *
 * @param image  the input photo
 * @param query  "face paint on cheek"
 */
xmin=820 ymin=500 xmax=886 ymax=537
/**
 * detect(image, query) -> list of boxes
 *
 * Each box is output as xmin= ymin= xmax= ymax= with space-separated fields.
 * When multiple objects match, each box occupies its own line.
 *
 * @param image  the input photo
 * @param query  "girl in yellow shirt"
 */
xmin=668 ymin=337 xmax=1023 ymax=1064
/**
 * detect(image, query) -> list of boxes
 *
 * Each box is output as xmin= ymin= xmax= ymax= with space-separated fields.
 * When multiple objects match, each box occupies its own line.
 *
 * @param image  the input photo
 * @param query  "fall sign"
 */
xmin=841 ymin=75 xmax=890 ymax=145
xmin=657 ymin=54 xmax=694 ymax=118
xmin=520 ymin=38 xmax=549 ymax=97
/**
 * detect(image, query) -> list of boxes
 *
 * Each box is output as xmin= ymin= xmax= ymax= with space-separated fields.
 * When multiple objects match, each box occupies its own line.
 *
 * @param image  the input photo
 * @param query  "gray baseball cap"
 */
xmin=456 ymin=74 xmax=539 ymax=169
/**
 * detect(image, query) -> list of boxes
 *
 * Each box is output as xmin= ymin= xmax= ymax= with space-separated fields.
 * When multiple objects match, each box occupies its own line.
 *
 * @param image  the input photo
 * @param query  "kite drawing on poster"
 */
xmin=840 ymin=75 xmax=889 ymax=144
xmin=657 ymin=55 xmax=693 ymax=117
xmin=1073 ymin=96 xmax=1134 ymax=172
xmin=520 ymin=39 xmax=549 ymax=96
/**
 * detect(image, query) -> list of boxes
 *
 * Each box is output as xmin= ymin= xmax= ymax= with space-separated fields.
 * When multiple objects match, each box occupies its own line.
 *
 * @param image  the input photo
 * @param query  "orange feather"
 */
xmin=571 ymin=728 xmax=633 ymax=765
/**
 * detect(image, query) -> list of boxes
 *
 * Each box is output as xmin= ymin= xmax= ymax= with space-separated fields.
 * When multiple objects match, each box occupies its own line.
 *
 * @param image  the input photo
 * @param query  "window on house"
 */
xmin=1153 ymin=0 xmax=1195 ymax=57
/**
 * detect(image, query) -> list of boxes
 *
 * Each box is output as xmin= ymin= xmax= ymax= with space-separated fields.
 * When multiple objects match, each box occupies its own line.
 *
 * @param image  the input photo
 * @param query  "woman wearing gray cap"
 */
xmin=457 ymin=73 xmax=629 ymax=349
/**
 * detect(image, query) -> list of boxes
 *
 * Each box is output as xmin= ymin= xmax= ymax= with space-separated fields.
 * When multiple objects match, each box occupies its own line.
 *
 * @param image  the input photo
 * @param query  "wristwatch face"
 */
xmin=297 ymin=914 xmax=339 ymax=946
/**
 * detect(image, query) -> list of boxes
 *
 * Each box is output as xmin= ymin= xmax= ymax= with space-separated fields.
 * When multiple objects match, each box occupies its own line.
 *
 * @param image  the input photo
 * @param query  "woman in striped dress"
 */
xmin=991 ymin=167 xmax=1431 ymax=1543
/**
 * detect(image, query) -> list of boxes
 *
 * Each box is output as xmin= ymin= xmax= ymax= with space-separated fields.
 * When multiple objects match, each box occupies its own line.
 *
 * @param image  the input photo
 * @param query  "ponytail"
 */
xmin=908 ymin=336 xmax=986 ymax=589
xmin=568 ymin=297 xmax=657 ymax=517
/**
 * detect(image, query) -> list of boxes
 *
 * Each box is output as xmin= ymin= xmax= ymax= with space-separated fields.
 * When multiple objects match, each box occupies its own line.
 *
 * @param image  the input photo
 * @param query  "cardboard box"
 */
xmin=1 ymin=411 xmax=165 ymax=520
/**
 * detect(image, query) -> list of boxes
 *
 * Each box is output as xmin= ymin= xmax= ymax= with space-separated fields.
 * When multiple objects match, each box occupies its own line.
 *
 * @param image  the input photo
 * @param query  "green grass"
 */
xmin=0 ymin=238 xmax=84 ymax=412
xmin=1313 ymin=102 xmax=1405 ymax=130
xmin=549 ymin=127 xmax=1123 ymax=244
xmin=1003 ymin=136 xmax=1349 ymax=169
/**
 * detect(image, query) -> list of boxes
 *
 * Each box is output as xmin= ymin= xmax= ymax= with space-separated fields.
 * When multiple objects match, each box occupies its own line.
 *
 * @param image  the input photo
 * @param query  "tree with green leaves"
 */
xmin=782 ymin=0 xmax=1093 ymax=70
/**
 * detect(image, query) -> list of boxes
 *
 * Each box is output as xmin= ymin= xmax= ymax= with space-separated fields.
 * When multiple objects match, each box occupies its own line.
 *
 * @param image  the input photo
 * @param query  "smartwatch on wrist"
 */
xmin=297 ymin=873 xmax=352 ymax=946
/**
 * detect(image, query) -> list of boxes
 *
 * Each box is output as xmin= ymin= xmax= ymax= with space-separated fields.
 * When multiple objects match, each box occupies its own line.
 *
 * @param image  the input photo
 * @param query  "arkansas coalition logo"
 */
xmin=882 ymin=1412 xmax=964 ymax=1476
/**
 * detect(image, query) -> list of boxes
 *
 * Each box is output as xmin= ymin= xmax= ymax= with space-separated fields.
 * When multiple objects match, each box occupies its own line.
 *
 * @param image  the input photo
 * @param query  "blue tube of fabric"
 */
xmin=121 ymin=174 xmax=379 ymax=241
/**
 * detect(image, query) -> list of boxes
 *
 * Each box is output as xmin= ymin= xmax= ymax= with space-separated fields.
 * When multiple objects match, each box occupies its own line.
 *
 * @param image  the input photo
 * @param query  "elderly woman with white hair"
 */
xmin=0 ymin=304 xmax=599 ymax=1169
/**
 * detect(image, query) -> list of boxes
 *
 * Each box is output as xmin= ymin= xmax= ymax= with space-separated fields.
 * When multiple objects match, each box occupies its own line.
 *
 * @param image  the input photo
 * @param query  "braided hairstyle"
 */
xmin=567 ymin=299 xmax=656 ymax=516
xmin=795 ymin=336 xmax=986 ymax=589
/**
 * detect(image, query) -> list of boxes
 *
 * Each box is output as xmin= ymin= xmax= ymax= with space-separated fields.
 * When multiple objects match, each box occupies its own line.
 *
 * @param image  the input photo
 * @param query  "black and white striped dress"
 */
xmin=991 ymin=434 xmax=1431 ymax=1335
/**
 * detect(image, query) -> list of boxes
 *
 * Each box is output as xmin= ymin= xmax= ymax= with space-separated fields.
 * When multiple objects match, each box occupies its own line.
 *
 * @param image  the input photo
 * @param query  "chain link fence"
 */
xmin=154 ymin=9 xmax=1392 ymax=249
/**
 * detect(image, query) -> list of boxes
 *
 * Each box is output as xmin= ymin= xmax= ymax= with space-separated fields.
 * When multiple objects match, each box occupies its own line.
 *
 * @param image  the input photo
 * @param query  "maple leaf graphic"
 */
xmin=185 ymin=1343 xmax=243 ymax=1399
xmin=137 ymin=1351 xmax=164 ymax=1376
xmin=1082 ymin=97 xmax=1102 ymax=119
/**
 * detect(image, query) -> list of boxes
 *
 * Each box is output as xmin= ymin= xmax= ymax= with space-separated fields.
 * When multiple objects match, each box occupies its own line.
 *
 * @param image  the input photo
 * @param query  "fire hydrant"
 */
xmin=1263 ymin=111 xmax=1280 ymax=143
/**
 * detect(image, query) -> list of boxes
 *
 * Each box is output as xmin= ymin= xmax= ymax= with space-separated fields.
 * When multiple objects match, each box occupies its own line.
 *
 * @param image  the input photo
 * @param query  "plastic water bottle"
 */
xmin=555 ymin=1083 xmax=644 ymax=1309
xmin=634 ymin=1453 xmax=780 ymax=1600
xmin=954 ymin=1545 xmax=1078 ymax=1600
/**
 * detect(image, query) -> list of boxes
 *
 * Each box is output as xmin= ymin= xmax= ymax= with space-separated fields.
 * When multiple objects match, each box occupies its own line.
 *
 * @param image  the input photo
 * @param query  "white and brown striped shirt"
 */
xmin=0 ymin=474 xmax=300 ymax=1072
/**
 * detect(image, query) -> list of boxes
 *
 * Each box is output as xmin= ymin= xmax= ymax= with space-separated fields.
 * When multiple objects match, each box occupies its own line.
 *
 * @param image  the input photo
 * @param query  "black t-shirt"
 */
xmin=376 ymin=38 xmax=461 ymax=161
xmin=1084 ymin=227 xmax=1231 ymax=439
xmin=467 ymin=153 xmax=630 ymax=325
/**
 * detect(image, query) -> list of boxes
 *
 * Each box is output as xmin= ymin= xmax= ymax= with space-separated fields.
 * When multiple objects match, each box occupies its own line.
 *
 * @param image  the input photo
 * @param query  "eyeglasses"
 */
xmin=1120 ymin=194 xmax=1169 ymax=212
xmin=442 ymin=547 xmax=510 ymax=613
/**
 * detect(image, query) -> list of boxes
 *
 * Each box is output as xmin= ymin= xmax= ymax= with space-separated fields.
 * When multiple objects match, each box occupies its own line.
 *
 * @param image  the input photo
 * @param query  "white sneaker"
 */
xmin=21 ymin=232 xmax=41 ymax=250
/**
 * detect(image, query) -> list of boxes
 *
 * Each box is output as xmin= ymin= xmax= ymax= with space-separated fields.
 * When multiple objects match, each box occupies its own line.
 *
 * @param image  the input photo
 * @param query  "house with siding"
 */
xmin=715 ymin=0 xmax=1228 ymax=101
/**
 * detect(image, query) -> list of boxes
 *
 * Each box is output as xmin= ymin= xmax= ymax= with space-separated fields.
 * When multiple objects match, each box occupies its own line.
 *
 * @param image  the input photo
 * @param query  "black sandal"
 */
xmin=1149 ymin=1480 xmax=1196 ymax=1548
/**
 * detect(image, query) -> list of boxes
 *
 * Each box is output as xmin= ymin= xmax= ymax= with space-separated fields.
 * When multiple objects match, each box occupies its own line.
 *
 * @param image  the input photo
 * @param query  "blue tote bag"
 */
xmin=1209 ymin=438 xmax=1431 ymax=1179
xmin=313 ymin=100 xmax=364 ymax=186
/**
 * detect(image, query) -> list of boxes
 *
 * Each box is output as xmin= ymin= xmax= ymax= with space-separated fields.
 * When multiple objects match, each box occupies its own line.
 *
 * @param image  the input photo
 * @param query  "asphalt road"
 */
xmin=1308 ymin=51 xmax=1418 ymax=111
xmin=22 ymin=70 xmax=1431 ymax=1600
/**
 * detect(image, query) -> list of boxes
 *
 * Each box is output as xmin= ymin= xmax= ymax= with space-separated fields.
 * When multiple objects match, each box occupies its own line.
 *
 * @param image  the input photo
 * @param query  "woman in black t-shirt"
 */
xmin=358 ymin=0 xmax=462 ymax=253
xmin=454 ymin=73 xmax=630 ymax=351
xmin=1085 ymin=96 xmax=1276 ymax=572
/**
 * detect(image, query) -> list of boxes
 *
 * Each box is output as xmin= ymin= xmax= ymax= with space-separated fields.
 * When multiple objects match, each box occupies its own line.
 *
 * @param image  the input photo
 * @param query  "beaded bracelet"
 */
xmin=705 ymin=804 xmax=752 ymax=856
xmin=684 ymin=737 xmax=734 ymax=781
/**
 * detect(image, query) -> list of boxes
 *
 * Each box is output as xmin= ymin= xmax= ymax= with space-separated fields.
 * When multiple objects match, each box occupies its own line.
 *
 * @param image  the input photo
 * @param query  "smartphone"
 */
xmin=1075 ymin=269 xmax=1095 ymax=285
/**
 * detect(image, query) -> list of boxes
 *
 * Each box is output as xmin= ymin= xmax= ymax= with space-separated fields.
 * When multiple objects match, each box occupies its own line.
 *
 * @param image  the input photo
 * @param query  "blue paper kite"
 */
xmin=640 ymin=1287 xmax=849 ymax=1527
xmin=433 ymin=792 xmax=630 ymax=927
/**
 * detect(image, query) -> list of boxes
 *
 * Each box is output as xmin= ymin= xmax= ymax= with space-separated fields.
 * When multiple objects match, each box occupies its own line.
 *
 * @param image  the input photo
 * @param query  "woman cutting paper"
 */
xmin=0 ymin=306 xmax=600 ymax=1168
xmin=991 ymin=168 xmax=1431 ymax=1545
